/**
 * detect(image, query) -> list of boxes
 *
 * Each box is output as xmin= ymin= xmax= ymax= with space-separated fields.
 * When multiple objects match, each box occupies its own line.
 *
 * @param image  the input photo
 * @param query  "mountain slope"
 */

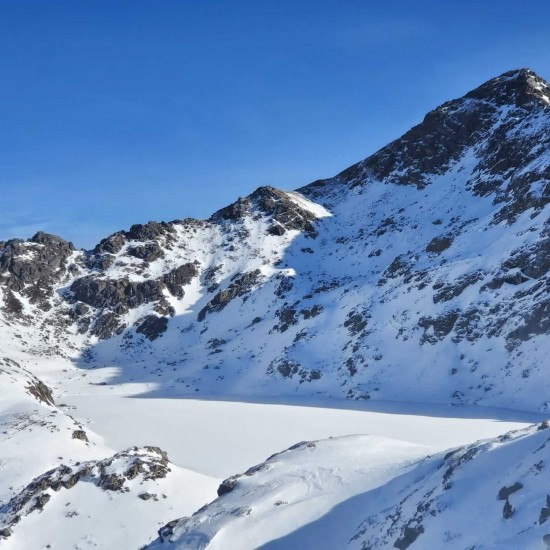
xmin=1 ymin=68 xmax=547 ymax=410
xmin=147 ymin=421 xmax=550 ymax=550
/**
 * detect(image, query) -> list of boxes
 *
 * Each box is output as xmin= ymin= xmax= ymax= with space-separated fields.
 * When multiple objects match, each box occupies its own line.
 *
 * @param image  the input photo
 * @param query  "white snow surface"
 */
xmin=149 ymin=423 xmax=550 ymax=550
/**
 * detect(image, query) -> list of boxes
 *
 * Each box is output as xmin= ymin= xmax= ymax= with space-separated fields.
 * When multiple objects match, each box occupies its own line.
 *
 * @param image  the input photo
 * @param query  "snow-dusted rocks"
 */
xmin=0 ymin=446 xmax=217 ymax=550
xmin=0 ymin=447 xmax=170 ymax=539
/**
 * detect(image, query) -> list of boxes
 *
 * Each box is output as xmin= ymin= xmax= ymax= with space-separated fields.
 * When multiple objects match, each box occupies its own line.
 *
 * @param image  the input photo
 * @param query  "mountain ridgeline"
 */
xmin=1 ymin=68 xmax=549 ymax=410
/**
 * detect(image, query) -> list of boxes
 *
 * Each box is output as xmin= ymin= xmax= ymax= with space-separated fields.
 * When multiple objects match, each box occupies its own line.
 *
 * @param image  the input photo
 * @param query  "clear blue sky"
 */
xmin=1 ymin=0 xmax=549 ymax=248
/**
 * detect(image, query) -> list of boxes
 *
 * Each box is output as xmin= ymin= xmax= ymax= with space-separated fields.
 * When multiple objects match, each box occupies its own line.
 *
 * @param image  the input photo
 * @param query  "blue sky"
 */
xmin=1 ymin=0 xmax=549 ymax=248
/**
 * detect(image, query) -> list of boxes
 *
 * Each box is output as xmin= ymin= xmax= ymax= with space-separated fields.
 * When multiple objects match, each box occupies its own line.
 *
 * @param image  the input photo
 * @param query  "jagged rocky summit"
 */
xmin=0 ymin=67 xmax=548 ymax=410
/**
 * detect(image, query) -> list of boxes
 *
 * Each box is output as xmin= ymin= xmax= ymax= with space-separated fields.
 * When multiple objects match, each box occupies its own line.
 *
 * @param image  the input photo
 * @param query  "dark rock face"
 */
xmin=163 ymin=263 xmax=198 ymax=298
xmin=127 ymin=243 xmax=165 ymax=262
xmin=275 ymin=308 xmax=298 ymax=332
xmin=0 ymin=232 xmax=74 ymax=309
xmin=2 ymin=290 xmax=23 ymax=316
xmin=26 ymin=379 xmax=55 ymax=406
xmin=198 ymin=269 xmax=262 ymax=321
xmin=93 ymin=232 xmax=126 ymax=255
xmin=503 ymin=235 xmax=550 ymax=280
xmin=91 ymin=221 xmax=177 ymax=265
xmin=212 ymin=197 xmax=251 ymax=221
xmin=432 ymin=271 xmax=482 ymax=303
xmin=74 ymin=302 xmax=89 ymax=316
xmin=506 ymin=293 xmax=550 ymax=348
xmin=86 ymin=253 xmax=116 ymax=271
xmin=378 ymin=255 xmax=411 ymax=286
xmin=30 ymin=231 xmax=74 ymax=250
xmin=498 ymin=482 xmax=523 ymax=500
xmin=426 ymin=235 xmax=453 ymax=254
xmin=136 ymin=315 xmax=168 ymax=340
xmin=250 ymin=187 xmax=317 ymax=233
xmin=68 ymin=261 xmax=198 ymax=336
xmin=394 ymin=524 xmax=424 ymax=549
xmin=344 ymin=310 xmax=369 ymax=336
xmin=91 ymin=312 xmax=123 ymax=340
xmin=540 ymin=496 xmax=550 ymax=524
xmin=418 ymin=311 xmax=460 ymax=344
xmin=67 ymin=258 xmax=198 ymax=337
xmin=320 ymin=94 xmax=497 ymax=190
xmin=465 ymin=68 xmax=550 ymax=107
xmin=267 ymin=358 xmax=322 ymax=383
xmin=70 ymin=276 xmax=165 ymax=313
xmin=267 ymin=223 xmax=286 ymax=236
xmin=98 ymin=473 xmax=125 ymax=491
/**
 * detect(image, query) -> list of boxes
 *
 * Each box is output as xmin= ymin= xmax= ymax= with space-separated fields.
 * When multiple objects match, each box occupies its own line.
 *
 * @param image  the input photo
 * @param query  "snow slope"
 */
xmin=148 ymin=422 xmax=550 ymax=550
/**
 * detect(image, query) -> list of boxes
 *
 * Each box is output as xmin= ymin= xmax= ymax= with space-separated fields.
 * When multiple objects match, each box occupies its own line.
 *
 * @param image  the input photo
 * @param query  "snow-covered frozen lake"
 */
xmin=64 ymin=392 xmax=542 ymax=478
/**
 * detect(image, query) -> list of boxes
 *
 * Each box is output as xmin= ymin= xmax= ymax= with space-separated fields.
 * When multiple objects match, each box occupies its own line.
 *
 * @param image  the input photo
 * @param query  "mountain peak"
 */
xmin=301 ymin=68 xmax=550 ymax=198
xmin=465 ymin=67 xmax=550 ymax=107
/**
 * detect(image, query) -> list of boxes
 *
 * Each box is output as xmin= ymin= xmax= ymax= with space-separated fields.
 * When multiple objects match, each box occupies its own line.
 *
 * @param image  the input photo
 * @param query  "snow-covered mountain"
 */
xmin=1 ymin=68 xmax=548 ymax=409
xmin=0 ymin=68 xmax=549 ymax=548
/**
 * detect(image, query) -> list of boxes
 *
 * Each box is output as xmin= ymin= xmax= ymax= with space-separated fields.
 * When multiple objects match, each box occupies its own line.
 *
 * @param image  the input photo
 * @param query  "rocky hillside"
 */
xmin=0 ymin=68 xmax=548 ymax=411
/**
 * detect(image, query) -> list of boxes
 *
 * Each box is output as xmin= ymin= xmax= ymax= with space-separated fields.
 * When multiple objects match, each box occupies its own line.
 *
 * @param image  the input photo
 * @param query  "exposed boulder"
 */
xmin=163 ymin=263 xmax=199 ymax=298
xmin=71 ymin=429 xmax=89 ymax=442
xmin=426 ymin=235 xmax=453 ymax=254
xmin=217 ymin=477 xmax=238 ymax=497
xmin=125 ymin=221 xmax=176 ymax=241
xmin=127 ymin=243 xmax=165 ymax=262
xmin=93 ymin=232 xmax=126 ymax=255
xmin=135 ymin=315 xmax=168 ymax=341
